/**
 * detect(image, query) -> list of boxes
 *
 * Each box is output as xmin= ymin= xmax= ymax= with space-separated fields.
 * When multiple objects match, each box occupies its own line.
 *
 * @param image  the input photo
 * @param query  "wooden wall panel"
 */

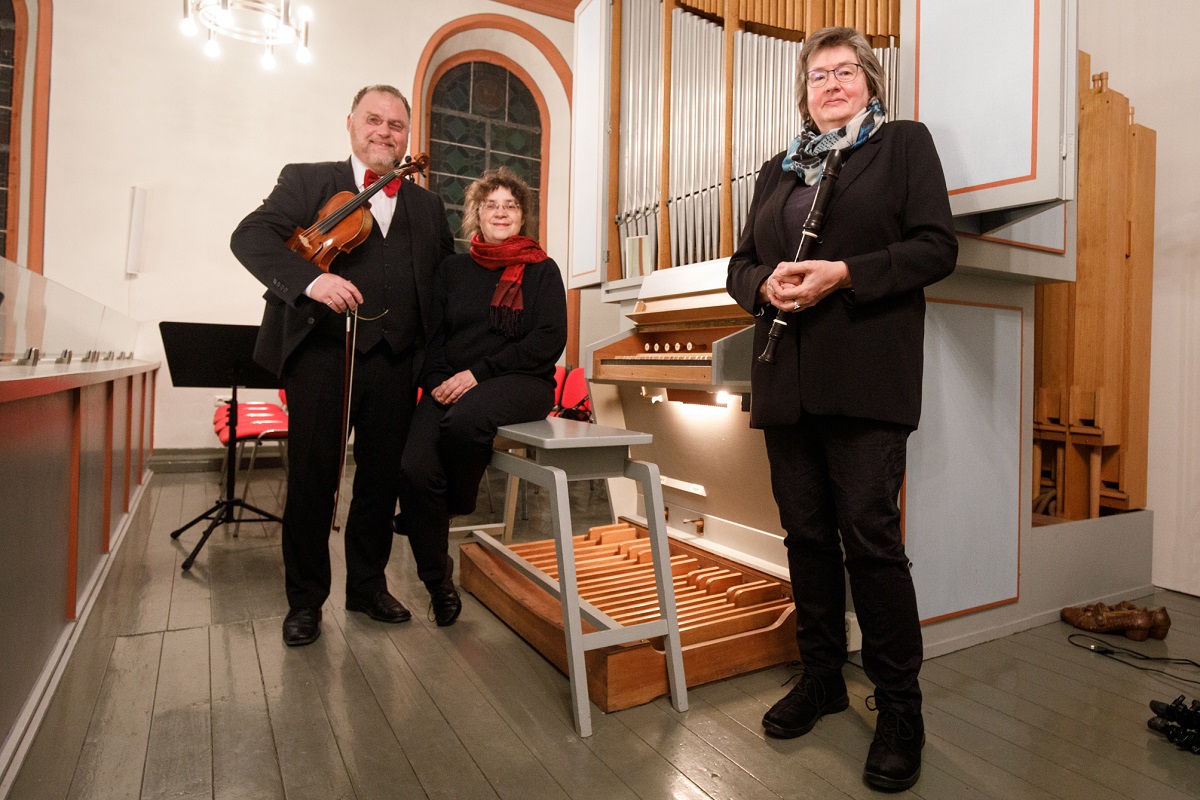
xmin=77 ymin=383 xmax=109 ymax=596
xmin=0 ymin=391 xmax=72 ymax=743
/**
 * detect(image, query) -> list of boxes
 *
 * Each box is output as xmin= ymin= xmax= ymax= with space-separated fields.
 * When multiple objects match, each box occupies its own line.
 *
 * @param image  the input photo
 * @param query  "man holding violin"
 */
xmin=231 ymin=84 xmax=454 ymax=647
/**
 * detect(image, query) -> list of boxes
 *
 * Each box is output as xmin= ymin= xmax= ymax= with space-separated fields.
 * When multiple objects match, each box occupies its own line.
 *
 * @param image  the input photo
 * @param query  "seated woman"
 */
xmin=398 ymin=166 xmax=567 ymax=626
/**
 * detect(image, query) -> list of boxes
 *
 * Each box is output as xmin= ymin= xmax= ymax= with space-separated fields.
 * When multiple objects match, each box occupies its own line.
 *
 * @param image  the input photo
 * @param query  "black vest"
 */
xmin=327 ymin=197 xmax=422 ymax=354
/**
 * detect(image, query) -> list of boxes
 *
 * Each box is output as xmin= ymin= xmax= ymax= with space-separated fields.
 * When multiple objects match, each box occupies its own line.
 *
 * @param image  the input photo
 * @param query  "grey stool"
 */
xmin=469 ymin=417 xmax=688 ymax=737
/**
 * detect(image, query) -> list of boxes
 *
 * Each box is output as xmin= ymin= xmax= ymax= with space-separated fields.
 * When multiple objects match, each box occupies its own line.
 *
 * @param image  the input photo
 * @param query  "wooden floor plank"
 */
xmin=398 ymin=583 xmax=652 ymax=800
xmin=209 ymin=621 xmax=285 ymax=800
xmin=66 ymin=633 xmax=163 ymax=800
xmin=252 ymin=616 xmax=356 ymax=800
xmin=628 ymin=686 xmax=844 ymax=796
xmin=296 ymin=615 xmax=428 ymax=800
xmin=332 ymin=611 xmax=503 ymax=800
xmin=7 ymin=636 xmax=117 ymax=800
xmin=383 ymin=608 xmax=595 ymax=799
xmin=918 ymin=660 xmax=1193 ymax=800
xmin=140 ymin=627 xmax=212 ymax=800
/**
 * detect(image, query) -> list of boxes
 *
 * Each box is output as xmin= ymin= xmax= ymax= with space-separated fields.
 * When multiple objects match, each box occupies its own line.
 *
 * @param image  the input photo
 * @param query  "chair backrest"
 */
xmin=552 ymin=365 xmax=567 ymax=408
xmin=557 ymin=367 xmax=592 ymax=420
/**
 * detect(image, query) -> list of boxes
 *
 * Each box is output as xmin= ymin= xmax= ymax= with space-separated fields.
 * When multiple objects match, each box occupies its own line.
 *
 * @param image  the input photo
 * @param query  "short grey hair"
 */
xmin=794 ymin=27 xmax=887 ymax=126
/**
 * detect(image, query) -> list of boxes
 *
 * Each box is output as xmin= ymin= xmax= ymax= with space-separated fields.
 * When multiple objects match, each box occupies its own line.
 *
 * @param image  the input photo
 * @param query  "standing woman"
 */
xmin=726 ymin=27 xmax=957 ymax=791
xmin=397 ymin=166 xmax=567 ymax=627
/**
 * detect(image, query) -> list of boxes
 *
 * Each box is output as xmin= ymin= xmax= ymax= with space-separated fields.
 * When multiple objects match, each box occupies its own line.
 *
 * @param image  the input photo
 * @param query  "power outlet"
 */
xmin=845 ymin=612 xmax=863 ymax=652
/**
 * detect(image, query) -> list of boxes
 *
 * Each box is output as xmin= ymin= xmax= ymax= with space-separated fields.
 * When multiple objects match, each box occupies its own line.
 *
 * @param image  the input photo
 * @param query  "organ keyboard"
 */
xmin=587 ymin=259 xmax=754 ymax=392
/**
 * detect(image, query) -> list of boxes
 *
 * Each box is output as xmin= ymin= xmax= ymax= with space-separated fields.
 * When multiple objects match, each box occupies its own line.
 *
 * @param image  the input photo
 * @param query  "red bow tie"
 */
xmin=364 ymin=169 xmax=401 ymax=197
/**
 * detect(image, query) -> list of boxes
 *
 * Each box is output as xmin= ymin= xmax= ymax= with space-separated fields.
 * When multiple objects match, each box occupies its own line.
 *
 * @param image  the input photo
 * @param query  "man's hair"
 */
xmin=462 ymin=167 xmax=534 ymax=240
xmin=793 ymin=27 xmax=888 ymax=125
xmin=350 ymin=84 xmax=411 ymax=116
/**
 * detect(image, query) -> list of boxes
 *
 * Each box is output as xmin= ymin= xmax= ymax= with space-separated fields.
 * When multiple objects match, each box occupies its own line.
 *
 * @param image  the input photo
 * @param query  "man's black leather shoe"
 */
xmin=863 ymin=698 xmax=924 ymax=791
xmin=762 ymin=671 xmax=849 ymax=738
xmin=346 ymin=590 xmax=412 ymax=623
xmin=282 ymin=607 xmax=321 ymax=646
xmin=429 ymin=584 xmax=463 ymax=627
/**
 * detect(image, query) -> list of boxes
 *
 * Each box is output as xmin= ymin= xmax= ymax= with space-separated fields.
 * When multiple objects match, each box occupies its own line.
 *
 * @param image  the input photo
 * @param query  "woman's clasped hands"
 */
xmin=760 ymin=259 xmax=852 ymax=312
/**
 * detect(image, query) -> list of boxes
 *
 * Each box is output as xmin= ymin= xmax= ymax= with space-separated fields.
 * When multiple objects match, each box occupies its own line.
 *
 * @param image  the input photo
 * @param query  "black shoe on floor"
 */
xmin=282 ymin=607 xmax=321 ymax=647
xmin=427 ymin=581 xmax=463 ymax=627
xmin=346 ymin=590 xmax=412 ymax=623
xmin=863 ymin=697 xmax=924 ymax=792
xmin=762 ymin=670 xmax=849 ymax=738
xmin=391 ymin=512 xmax=407 ymax=536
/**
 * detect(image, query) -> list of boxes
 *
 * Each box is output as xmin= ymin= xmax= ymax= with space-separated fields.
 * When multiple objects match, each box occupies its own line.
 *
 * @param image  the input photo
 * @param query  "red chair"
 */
xmin=212 ymin=401 xmax=289 ymax=520
xmin=552 ymin=365 xmax=567 ymax=410
xmin=553 ymin=367 xmax=592 ymax=422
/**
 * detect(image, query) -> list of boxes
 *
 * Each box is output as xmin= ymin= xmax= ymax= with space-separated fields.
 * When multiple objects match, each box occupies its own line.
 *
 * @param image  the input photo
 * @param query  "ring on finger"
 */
xmin=792 ymin=300 xmax=800 ymax=311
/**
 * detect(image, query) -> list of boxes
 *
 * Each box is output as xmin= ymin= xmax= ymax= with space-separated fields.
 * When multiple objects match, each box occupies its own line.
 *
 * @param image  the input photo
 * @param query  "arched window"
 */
xmin=428 ymin=62 xmax=542 ymax=252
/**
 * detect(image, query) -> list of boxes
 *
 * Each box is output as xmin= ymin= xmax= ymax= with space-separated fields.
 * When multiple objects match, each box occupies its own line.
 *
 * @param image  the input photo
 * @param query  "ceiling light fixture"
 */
xmin=180 ymin=0 xmax=313 ymax=67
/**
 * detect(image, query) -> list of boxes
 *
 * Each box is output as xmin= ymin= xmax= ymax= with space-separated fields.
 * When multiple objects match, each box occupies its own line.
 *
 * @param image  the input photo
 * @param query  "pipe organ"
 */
xmin=608 ymin=0 xmax=901 ymax=280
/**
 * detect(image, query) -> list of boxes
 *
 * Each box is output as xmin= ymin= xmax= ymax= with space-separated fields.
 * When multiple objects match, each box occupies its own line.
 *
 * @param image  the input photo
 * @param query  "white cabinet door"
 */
xmin=568 ymin=0 xmax=610 ymax=289
xmin=898 ymin=0 xmax=1077 ymax=215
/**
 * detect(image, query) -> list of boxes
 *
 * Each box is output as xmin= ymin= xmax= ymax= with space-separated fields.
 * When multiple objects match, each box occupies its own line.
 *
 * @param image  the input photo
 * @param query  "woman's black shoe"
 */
xmin=762 ymin=671 xmax=849 ymax=738
xmin=428 ymin=584 xmax=463 ymax=627
xmin=863 ymin=697 xmax=924 ymax=791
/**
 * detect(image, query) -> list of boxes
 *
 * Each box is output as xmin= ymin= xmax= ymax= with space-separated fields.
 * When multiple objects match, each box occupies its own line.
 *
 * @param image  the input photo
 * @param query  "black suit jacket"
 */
xmin=727 ymin=121 xmax=958 ymax=429
xmin=230 ymin=159 xmax=454 ymax=377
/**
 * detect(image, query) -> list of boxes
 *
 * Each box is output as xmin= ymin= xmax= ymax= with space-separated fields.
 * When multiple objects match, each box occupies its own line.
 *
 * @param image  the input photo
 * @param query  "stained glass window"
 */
xmin=429 ymin=62 xmax=543 ymax=252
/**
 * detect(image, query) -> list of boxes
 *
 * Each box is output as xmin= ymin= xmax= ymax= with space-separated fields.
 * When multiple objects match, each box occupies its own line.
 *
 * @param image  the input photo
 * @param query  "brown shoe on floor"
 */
xmin=1114 ymin=600 xmax=1172 ymax=639
xmin=1061 ymin=602 xmax=1152 ymax=641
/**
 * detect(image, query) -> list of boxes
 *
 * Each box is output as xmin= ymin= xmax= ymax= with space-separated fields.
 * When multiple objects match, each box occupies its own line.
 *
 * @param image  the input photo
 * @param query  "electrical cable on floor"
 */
xmin=1068 ymin=633 xmax=1200 ymax=686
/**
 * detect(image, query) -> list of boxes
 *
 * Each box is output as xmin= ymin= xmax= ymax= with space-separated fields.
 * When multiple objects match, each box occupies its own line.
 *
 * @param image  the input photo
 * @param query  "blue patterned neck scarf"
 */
xmin=782 ymin=97 xmax=887 ymax=185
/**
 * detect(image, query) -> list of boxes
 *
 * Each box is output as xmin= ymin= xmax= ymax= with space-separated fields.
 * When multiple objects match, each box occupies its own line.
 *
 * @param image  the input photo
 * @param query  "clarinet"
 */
xmin=757 ymin=148 xmax=845 ymax=364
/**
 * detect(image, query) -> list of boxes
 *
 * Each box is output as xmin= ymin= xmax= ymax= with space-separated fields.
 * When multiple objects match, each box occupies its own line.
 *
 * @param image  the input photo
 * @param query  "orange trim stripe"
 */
xmin=27 ymin=0 xmax=51 ymax=273
xmin=6 ymin=0 xmax=28 ymax=262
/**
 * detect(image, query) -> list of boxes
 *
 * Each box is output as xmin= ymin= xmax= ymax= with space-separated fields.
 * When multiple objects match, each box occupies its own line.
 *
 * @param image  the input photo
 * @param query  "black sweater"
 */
xmin=420 ymin=253 xmax=567 ymax=392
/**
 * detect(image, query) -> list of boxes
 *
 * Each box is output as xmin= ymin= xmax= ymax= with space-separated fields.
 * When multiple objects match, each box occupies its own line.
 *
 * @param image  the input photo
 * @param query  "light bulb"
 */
xmin=261 ymin=49 xmax=277 ymax=69
xmin=297 ymin=5 xmax=313 ymax=22
xmin=180 ymin=17 xmax=199 ymax=36
xmin=295 ymin=45 xmax=311 ymax=63
xmin=204 ymin=35 xmax=220 ymax=58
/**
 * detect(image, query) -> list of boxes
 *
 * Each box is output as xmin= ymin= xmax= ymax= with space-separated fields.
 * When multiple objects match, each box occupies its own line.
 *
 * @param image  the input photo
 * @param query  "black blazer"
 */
xmin=727 ymin=121 xmax=958 ymax=429
xmin=230 ymin=159 xmax=455 ymax=377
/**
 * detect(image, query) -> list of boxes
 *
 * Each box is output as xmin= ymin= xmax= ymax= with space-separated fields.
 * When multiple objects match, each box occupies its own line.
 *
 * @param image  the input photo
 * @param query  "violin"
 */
xmin=285 ymin=152 xmax=430 ymax=270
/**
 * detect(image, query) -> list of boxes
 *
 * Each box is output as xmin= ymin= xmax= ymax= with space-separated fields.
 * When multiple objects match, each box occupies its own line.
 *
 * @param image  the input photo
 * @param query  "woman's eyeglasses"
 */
xmin=483 ymin=201 xmax=520 ymax=213
xmin=806 ymin=63 xmax=862 ymax=88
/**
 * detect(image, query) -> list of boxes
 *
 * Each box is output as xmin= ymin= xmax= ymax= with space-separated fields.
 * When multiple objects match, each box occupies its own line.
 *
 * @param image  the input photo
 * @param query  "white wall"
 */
xmin=41 ymin=0 xmax=573 ymax=448
xmin=1078 ymin=1 xmax=1200 ymax=596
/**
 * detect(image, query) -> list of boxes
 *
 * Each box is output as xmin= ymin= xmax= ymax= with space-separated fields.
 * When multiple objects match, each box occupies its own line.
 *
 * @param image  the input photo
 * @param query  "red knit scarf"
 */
xmin=469 ymin=233 xmax=548 ymax=337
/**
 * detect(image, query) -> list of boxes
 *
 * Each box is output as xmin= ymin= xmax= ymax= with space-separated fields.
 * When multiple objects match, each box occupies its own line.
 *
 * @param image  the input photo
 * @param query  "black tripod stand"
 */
xmin=160 ymin=322 xmax=284 ymax=571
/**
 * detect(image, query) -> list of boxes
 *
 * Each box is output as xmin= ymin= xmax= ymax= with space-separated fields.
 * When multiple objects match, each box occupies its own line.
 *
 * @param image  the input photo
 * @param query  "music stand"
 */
xmin=160 ymin=321 xmax=284 ymax=570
